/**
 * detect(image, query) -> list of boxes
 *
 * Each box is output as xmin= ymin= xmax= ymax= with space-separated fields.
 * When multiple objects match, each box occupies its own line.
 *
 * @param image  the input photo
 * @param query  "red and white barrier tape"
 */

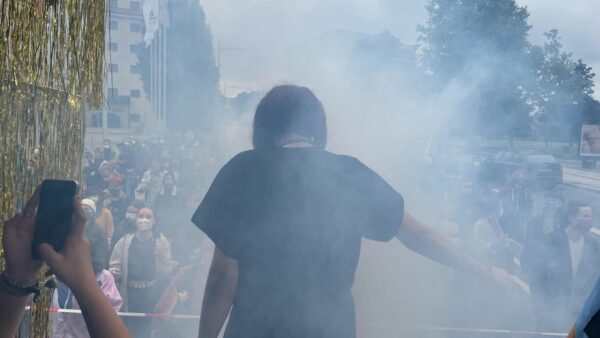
xmin=26 ymin=307 xmax=570 ymax=336
xmin=417 ymin=326 xmax=567 ymax=337
xmin=27 ymin=307 xmax=200 ymax=320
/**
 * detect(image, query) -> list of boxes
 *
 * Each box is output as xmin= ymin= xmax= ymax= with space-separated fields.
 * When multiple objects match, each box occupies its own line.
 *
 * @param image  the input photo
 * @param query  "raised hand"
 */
xmin=2 ymin=187 xmax=43 ymax=284
xmin=38 ymin=197 xmax=96 ymax=293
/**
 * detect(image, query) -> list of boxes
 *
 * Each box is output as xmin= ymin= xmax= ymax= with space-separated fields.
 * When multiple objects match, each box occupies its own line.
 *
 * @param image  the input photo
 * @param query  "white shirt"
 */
xmin=569 ymin=237 xmax=585 ymax=278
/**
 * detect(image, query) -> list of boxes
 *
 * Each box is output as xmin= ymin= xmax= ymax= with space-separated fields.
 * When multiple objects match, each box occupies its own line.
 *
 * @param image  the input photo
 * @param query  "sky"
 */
xmin=199 ymin=0 xmax=600 ymax=99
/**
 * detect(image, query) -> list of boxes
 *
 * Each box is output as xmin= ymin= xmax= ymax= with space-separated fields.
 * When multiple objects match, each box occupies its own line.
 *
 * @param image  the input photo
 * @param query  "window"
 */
xmin=130 ymin=1 xmax=140 ymax=10
xmin=109 ymin=20 xmax=118 ymax=30
xmin=108 ymin=88 xmax=119 ymax=97
xmin=130 ymin=23 xmax=141 ymax=33
xmin=130 ymin=65 xmax=139 ymax=74
xmin=129 ymin=114 xmax=141 ymax=123
xmin=109 ymin=0 xmax=118 ymax=8
xmin=130 ymin=44 xmax=141 ymax=54
xmin=108 ymin=64 xmax=119 ymax=72
xmin=130 ymin=89 xmax=141 ymax=98
xmin=107 ymin=113 xmax=121 ymax=128
xmin=108 ymin=42 xmax=118 ymax=52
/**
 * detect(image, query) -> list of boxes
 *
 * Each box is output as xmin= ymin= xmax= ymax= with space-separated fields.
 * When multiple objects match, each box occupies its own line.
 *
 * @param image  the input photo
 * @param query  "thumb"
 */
xmin=39 ymin=243 xmax=62 ymax=267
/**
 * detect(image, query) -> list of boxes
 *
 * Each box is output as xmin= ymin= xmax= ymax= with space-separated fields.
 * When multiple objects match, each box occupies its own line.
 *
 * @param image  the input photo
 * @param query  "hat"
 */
xmin=81 ymin=199 xmax=96 ymax=214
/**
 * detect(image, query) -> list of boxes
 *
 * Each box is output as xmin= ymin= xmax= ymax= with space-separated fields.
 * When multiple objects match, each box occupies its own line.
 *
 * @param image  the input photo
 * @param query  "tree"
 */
xmin=132 ymin=42 xmax=150 ymax=99
xmin=350 ymin=30 xmax=421 ymax=93
xmin=165 ymin=0 xmax=220 ymax=131
xmin=418 ymin=0 xmax=533 ymax=139
xmin=530 ymin=30 xmax=596 ymax=143
xmin=132 ymin=0 xmax=220 ymax=132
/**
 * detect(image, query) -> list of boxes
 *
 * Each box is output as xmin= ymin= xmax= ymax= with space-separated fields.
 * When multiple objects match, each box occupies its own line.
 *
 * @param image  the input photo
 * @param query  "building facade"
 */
xmin=86 ymin=0 xmax=168 ymax=148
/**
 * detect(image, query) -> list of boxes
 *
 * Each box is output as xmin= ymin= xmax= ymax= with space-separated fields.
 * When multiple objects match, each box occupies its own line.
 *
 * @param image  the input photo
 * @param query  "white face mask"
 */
xmin=136 ymin=217 xmax=153 ymax=231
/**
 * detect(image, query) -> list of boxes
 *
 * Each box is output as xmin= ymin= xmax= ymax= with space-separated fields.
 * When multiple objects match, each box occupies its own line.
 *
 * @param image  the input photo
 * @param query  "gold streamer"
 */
xmin=0 ymin=0 xmax=106 ymax=336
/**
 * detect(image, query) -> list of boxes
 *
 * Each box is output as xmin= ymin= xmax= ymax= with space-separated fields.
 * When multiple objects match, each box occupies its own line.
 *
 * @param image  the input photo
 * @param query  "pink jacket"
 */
xmin=53 ymin=270 xmax=123 ymax=338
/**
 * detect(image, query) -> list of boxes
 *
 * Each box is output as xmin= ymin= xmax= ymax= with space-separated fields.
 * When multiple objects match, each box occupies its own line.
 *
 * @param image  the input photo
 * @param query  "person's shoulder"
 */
xmin=585 ymin=233 xmax=600 ymax=249
xmin=115 ymin=234 xmax=133 ymax=246
xmin=221 ymin=150 xmax=256 ymax=168
xmin=323 ymin=150 xmax=357 ymax=162
xmin=542 ymin=228 xmax=568 ymax=248
xmin=321 ymin=151 xmax=368 ymax=170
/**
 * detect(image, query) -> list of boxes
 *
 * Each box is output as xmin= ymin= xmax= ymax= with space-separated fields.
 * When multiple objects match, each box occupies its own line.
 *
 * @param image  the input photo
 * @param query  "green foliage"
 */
xmin=418 ymin=0 xmax=598 ymax=143
xmin=418 ymin=0 xmax=533 ymax=139
xmin=419 ymin=0 xmax=531 ymax=82
xmin=131 ymin=0 xmax=220 ymax=132
xmin=530 ymin=30 xmax=597 ymax=142
xmin=166 ymin=0 xmax=220 ymax=131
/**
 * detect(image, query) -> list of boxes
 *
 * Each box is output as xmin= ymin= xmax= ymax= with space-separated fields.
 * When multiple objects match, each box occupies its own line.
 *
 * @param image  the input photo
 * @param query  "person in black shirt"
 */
xmin=81 ymin=199 xmax=109 ymax=271
xmin=192 ymin=85 xmax=514 ymax=338
xmin=110 ymin=207 xmax=176 ymax=337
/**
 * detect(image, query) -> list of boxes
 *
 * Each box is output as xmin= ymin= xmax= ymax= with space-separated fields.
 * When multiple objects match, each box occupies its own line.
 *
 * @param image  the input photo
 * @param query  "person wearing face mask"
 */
xmin=112 ymin=200 xmax=147 ymax=252
xmin=525 ymin=201 xmax=600 ymax=332
xmin=109 ymin=207 xmax=176 ymax=337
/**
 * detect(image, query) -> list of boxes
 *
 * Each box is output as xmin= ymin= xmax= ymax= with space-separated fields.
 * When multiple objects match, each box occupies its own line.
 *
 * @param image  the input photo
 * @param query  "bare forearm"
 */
xmin=198 ymin=275 xmax=237 ymax=338
xmin=71 ymin=283 xmax=131 ymax=338
xmin=396 ymin=212 xmax=487 ymax=277
xmin=0 ymin=289 xmax=29 ymax=337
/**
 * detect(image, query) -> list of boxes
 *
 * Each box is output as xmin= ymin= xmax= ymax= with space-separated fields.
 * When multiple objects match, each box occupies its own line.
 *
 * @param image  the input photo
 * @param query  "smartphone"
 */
xmin=31 ymin=179 xmax=78 ymax=260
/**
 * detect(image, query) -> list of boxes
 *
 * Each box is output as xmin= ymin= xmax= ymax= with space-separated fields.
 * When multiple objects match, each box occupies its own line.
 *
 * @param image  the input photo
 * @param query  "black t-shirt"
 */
xmin=128 ymin=236 xmax=156 ymax=282
xmin=192 ymin=148 xmax=404 ymax=338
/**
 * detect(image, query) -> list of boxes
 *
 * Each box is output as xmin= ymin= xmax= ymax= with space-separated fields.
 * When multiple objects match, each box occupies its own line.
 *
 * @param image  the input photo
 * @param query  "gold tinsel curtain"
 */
xmin=0 ymin=0 xmax=106 ymax=336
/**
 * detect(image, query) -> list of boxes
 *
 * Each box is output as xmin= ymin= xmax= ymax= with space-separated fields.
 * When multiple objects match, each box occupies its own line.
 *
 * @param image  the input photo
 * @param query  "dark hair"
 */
xmin=252 ymin=85 xmax=327 ymax=149
xmin=560 ymin=200 xmax=590 ymax=227
xmin=129 ymin=199 xmax=146 ymax=209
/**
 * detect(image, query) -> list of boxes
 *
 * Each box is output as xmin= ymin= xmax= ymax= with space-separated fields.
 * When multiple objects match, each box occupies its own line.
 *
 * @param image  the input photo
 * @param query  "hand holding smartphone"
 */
xmin=31 ymin=180 xmax=79 ymax=260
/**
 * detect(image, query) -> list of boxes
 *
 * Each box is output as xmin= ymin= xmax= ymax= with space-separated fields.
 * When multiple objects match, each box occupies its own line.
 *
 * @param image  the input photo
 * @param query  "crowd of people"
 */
xmin=27 ymin=132 xmax=600 ymax=337
xmin=53 ymin=133 xmax=223 ymax=337
xmin=431 ymin=153 xmax=600 ymax=333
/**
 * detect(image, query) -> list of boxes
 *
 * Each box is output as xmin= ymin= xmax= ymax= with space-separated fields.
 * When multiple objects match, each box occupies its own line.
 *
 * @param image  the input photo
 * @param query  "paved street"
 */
xmin=562 ymin=159 xmax=600 ymax=192
xmin=551 ymin=159 xmax=600 ymax=235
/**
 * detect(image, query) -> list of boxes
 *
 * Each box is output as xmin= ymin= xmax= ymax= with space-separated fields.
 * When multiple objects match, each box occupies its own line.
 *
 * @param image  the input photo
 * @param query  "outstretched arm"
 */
xmin=396 ymin=212 xmax=510 ymax=283
xmin=198 ymin=247 xmax=239 ymax=338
